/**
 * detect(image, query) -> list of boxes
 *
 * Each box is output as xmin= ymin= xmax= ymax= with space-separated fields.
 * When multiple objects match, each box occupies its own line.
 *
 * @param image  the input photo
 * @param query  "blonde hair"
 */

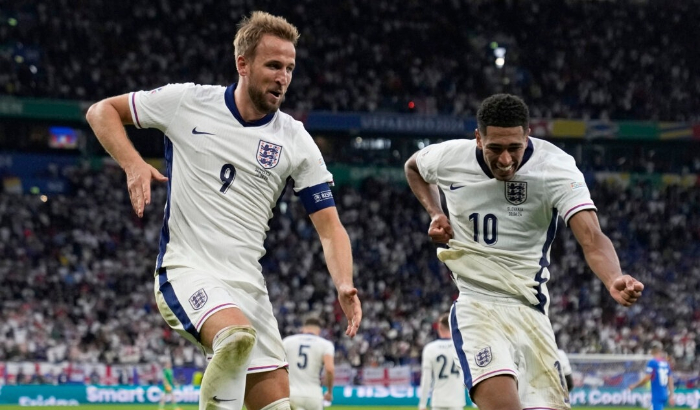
xmin=233 ymin=11 xmax=300 ymax=60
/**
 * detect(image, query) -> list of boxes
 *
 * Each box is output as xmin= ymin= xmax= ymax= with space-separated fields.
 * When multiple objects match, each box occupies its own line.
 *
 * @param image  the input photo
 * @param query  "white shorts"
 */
xmin=154 ymin=267 xmax=287 ymax=373
xmin=289 ymin=395 xmax=323 ymax=410
xmin=450 ymin=294 xmax=570 ymax=410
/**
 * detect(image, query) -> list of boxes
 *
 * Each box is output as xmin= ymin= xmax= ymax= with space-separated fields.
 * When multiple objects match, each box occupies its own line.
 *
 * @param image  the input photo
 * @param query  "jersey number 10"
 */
xmin=469 ymin=213 xmax=499 ymax=245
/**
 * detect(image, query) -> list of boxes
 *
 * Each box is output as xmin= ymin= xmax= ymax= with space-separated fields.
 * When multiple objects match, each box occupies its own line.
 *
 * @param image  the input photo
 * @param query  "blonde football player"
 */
xmin=282 ymin=318 xmax=335 ymax=410
xmin=405 ymin=94 xmax=643 ymax=410
xmin=418 ymin=313 xmax=466 ymax=410
xmin=86 ymin=11 xmax=362 ymax=410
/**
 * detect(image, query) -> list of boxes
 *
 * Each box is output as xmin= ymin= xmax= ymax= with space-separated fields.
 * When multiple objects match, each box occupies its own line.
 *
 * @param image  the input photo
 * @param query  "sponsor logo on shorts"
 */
xmin=188 ymin=288 xmax=208 ymax=310
xmin=475 ymin=346 xmax=492 ymax=367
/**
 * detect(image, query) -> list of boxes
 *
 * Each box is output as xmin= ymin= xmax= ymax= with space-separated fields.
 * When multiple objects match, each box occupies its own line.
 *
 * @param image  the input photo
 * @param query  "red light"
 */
xmin=408 ymin=101 xmax=415 ymax=109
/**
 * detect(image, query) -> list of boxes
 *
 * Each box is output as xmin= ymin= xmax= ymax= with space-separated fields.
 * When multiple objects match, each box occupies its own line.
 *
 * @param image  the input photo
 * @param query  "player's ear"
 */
xmin=237 ymin=55 xmax=248 ymax=77
xmin=475 ymin=128 xmax=483 ymax=149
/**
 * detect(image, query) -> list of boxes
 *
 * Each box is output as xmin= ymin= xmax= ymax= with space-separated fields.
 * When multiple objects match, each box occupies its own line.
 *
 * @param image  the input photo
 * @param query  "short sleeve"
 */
xmin=415 ymin=144 xmax=445 ymax=185
xmin=291 ymin=128 xmax=334 ymax=191
xmin=129 ymin=83 xmax=192 ymax=132
xmin=323 ymin=339 xmax=335 ymax=357
xmin=645 ymin=359 xmax=654 ymax=375
xmin=545 ymin=153 xmax=597 ymax=225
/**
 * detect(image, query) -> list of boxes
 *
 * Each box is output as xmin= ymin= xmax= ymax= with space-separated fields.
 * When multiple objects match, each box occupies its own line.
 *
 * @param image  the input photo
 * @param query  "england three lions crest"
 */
xmin=475 ymin=346 xmax=492 ymax=367
xmin=257 ymin=140 xmax=283 ymax=169
xmin=188 ymin=288 xmax=208 ymax=310
xmin=505 ymin=181 xmax=527 ymax=205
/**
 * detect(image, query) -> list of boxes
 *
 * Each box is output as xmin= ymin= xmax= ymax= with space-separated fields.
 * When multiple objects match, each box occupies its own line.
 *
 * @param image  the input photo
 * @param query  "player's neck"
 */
xmin=234 ymin=85 xmax=268 ymax=123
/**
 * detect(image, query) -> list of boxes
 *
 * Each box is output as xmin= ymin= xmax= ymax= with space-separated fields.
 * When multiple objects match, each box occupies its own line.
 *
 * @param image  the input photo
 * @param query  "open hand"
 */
xmin=338 ymin=285 xmax=362 ymax=337
xmin=125 ymin=160 xmax=168 ymax=217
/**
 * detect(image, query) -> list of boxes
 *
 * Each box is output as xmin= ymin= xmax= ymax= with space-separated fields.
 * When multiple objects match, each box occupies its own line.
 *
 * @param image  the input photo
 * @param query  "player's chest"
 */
xmin=180 ymin=129 xmax=293 ymax=182
xmin=444 ymin=176 xmax=548 ymax=221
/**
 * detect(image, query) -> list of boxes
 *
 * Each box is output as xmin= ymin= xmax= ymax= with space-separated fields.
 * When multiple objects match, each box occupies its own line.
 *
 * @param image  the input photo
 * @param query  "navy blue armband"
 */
xmin=298 ymin=182 xmax=335 ymax=214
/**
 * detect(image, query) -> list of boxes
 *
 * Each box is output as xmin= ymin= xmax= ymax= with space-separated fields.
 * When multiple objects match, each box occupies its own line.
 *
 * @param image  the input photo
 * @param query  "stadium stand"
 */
xmin=1 ymin=164 xmax=699 ymax=377
xmin=2 ymin=0 xmax=700 ymax=120
xmin=1 ymin=0 xmax=699 ymax=389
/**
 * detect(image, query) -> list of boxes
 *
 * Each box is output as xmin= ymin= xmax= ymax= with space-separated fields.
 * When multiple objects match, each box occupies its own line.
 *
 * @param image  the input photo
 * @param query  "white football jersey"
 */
xmin=417 ymin=137 xmax=596 ymax=313
xmin=419 ymin=338 xmax=466 ymax=408
xmin=129 ymin=83 xmax=334 ymax=289
xmin=283 ymin=333 xmax=335 ymax=399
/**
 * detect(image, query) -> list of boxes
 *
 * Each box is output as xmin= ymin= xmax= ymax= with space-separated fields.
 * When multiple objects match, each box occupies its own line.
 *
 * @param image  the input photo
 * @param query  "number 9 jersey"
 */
xmin=128 ymin=83 xmax=335 ymax=288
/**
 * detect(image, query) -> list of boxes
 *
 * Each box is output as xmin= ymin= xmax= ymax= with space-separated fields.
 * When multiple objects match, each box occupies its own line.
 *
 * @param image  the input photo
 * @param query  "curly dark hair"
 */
xmin=476 ymin=94 xmax=530 ymax=135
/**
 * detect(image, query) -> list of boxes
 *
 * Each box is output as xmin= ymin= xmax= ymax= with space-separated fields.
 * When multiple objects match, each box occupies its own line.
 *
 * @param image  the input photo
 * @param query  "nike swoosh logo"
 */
xmin=192 ymin=127 xmax=215 ymax=135
xmin=212 ymin=397 xmax=237 ymax=402
xmin=450 ymin=183 xmax=465 ymax=190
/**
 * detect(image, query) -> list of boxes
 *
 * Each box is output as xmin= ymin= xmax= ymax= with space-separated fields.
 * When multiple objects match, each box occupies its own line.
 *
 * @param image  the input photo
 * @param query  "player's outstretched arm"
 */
xmin=86 ymin=95 xmax=167 ymax=217
xmin=404 ymin=153 xmax=453 ymax=244
xmin=627 ymin=374 xmax=651 ymax=390
xmin=569 ymin=210 xmax=643 ymax=307
xmin=309 ymin=207 xmax=362 ymax=337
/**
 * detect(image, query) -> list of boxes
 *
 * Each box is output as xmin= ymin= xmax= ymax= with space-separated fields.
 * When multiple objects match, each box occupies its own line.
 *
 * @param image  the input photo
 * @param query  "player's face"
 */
xmin=475 ymin=126 xmax=529 ymax=181
xmin=246 ymin=34 xmax=296 ymax=114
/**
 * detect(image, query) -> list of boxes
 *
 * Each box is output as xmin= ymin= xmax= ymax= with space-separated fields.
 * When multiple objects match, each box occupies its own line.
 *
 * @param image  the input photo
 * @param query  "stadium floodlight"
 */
xmin=494 ymin=47 xmax=506 ymax=68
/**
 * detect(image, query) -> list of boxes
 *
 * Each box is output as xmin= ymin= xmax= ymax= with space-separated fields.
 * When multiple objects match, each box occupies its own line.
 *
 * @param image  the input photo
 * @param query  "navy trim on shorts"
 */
xmin=450 ymin=301 xmax=473 ymax=390
xmin=158 ymin=268 xmax=200 ymax=342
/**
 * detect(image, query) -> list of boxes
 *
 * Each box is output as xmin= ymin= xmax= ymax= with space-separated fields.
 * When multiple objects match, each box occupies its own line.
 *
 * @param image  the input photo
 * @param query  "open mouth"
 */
xmin=269 ymin=91 xmax=281 ymax=98
xmin=496 ymin=164 xmax=514 ymax=172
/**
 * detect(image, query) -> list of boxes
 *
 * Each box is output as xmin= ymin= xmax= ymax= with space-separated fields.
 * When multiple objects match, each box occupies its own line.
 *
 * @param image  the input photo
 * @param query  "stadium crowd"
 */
xmin=1 ymin=164 xmax=699 ymax=375
xmin=2 ymin=0 xmax=700 ymax=121
xmin=1 ymin=0 xmax=700 ymax=386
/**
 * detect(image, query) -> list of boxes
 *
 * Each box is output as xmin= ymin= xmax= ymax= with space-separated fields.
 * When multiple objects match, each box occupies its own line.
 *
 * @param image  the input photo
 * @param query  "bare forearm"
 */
xmin=86 ymin=101 xmax=141 ymax=169
xmin=405 ymin=161 xmax=442 ymax=217
xmin=581 ymin=231 xmax=622 ymax=290
xmin=320 ymin=227 xmax=354 ymax=289
xmin=324 ymin=372 xmax=334 ymax=392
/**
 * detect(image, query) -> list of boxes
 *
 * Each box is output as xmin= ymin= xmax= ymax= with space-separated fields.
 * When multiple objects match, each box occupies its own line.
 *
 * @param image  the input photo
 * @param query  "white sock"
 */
xmin=260 ymin=398 xmax=291 ymax=410
xmin=199 ymin=326 xmax=257 ymax=410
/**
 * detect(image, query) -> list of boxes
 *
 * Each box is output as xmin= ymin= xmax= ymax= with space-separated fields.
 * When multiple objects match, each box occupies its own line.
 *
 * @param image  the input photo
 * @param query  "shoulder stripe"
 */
xmin=131 ymin=92 xmax=142 ymax=128
xmin=564 ymin=202 xmax=595 ymax=220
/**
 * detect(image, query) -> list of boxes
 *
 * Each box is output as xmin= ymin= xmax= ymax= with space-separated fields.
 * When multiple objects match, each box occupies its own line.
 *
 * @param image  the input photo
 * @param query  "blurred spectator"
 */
xmin=1 ymin=1 xmax=698 ymax=120
xmin=1 ymin=162 xmax=700 ymax=374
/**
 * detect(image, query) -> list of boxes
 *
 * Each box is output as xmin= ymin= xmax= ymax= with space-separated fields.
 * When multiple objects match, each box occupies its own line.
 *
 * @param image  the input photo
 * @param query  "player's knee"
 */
xmin=260 ymin=398 xmax=291 ymax=410
xmin=212 ymin=325 xmax=257 ymax=365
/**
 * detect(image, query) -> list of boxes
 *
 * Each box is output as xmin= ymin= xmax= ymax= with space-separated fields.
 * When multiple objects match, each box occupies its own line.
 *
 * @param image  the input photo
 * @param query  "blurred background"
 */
xmin=0 ymin=0 xmax=699 ymax=407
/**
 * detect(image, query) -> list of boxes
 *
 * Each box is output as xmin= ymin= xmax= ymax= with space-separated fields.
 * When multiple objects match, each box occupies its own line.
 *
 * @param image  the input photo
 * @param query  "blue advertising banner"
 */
xmin=2 ymin=386 xmax=700 ymax=407
xmin=305 ymin=112 xmax=476 ymax=135
xmin=0 ymin=385 xmax=200 ymax=405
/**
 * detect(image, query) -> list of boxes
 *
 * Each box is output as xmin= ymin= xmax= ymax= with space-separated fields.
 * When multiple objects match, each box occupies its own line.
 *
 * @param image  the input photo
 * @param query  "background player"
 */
xmin=418 ymin=313 xmax=466 ymax=410
xmin=85 ymin=11 xmax=361 ymax=410
xmin=405 ymin=93 xmax=644 ymax=410
xmin=557 ymin=348 xmax=573 ymax=392
xmin=628 ymin=342 xmax=675 ymax=410
xmin=282 ymin=317 xmax=335 ymax=410
xmin=159 ymin=359 xmax=182 ymax=410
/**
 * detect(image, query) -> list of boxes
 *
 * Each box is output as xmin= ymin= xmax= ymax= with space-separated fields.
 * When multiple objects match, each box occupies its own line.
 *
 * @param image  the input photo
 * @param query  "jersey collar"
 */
xmin=225 ymin=83 xmax=276 ymax=127
xmin=476 ymin=138 xmax=534 ymax=179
